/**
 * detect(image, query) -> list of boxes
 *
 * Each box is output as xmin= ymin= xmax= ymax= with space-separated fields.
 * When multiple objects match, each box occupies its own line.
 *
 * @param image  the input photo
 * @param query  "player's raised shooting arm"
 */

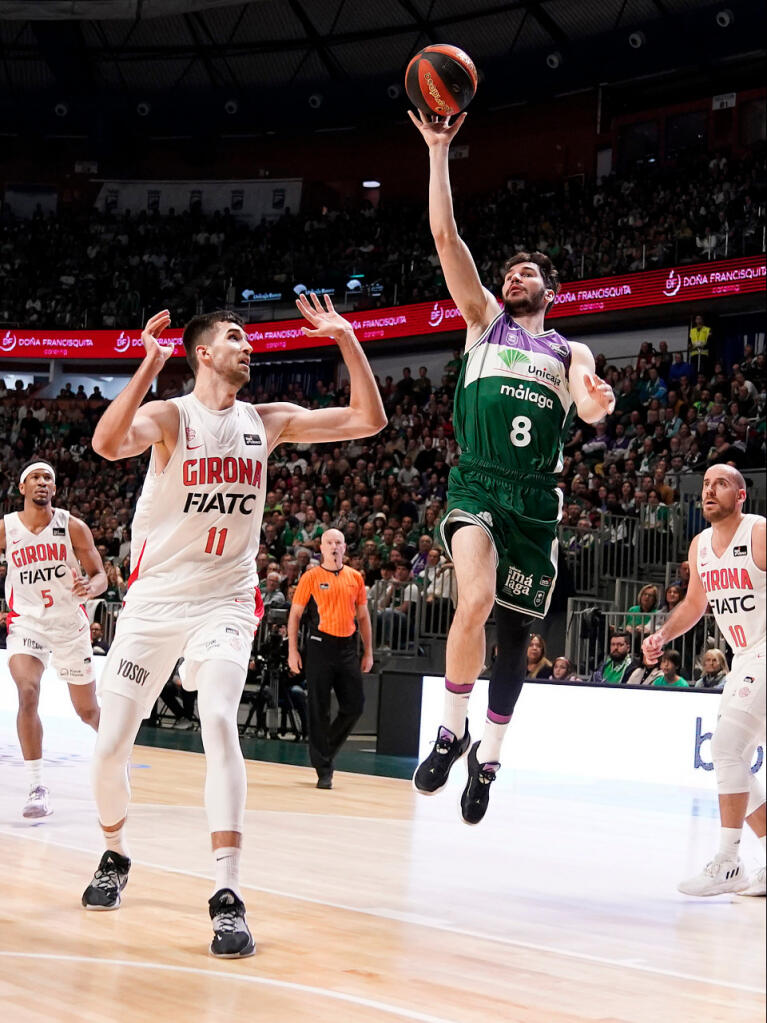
xmin=408 ymin=111 xmax=497 ymax=337
xmin=568 ymin=343 xmax=616 ymax=424
xmin=69 ymin=517 xmax=108 ymax=598
xmin=262 ymin=293 xmax=386 ymax=447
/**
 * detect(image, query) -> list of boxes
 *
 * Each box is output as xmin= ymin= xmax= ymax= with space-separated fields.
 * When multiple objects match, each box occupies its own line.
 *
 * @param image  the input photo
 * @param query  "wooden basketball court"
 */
xmin=0 ymin=739 xmax=764 ymax=1023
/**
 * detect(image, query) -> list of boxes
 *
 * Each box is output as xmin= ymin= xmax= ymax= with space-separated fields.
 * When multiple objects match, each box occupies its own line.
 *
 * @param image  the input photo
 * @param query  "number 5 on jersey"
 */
xmin=205 ymin=527 xmax=228 ymax=556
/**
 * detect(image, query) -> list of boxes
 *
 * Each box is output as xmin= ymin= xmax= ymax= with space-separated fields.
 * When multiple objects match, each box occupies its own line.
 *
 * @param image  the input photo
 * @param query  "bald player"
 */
xmin=644 ymin=465 xmax=765 ymax=896
xmin=288 ymin=528 xmax=373 ymax=788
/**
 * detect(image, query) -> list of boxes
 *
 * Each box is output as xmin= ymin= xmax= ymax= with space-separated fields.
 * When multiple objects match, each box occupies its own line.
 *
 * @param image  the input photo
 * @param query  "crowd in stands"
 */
xmin=0 ymin=150 xmax=764 ymax=330
xmin=2 ymin=316 xmax=763 ymax=700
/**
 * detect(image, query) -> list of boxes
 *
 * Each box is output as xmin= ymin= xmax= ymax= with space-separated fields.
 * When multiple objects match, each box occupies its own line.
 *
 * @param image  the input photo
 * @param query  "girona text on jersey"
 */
xmin=10 ymin=542 xmax=69 ymax=584
xmin=182 ymin=456 xmax=263 ymax=515
xmin=700 ymin=567 xmax=756 ymax=614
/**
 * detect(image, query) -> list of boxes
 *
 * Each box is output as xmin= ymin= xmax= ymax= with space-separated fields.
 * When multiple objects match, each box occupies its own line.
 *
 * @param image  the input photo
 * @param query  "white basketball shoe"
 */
xmin=678 ymin=854 xmax=750 ymax=896
xmin=23 ymin=785 xmax=52 ymax=819
xmin=738 ymin=865 xmax=766 ymax=897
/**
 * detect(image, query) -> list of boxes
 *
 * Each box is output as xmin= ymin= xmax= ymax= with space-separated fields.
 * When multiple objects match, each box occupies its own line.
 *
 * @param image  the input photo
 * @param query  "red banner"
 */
xmin=0 ymin=255 xmax=763 ymax=360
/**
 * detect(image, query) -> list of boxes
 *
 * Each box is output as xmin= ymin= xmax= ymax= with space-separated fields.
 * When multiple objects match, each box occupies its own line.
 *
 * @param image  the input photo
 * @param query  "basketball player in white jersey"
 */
xmin=81 ymin=296 xmax=385 ymax=957
xmin=0 ymin=461 xmax=107 ymax=818
xmin=644 ymin=465 xmax=765 ymax=896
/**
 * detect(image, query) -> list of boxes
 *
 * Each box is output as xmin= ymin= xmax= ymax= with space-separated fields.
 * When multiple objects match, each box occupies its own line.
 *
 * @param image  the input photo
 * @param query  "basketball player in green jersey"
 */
xmin=409 ymin=109 xmax=615 ymax=823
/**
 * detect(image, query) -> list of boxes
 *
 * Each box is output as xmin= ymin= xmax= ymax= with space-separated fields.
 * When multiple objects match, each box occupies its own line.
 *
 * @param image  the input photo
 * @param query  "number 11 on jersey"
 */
xmin=204 ymin=527 xmax=228 ymax=556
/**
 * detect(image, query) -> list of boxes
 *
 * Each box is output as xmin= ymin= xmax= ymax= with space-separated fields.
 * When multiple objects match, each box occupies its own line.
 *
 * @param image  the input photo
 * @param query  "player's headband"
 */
xmin=20 ymin=462 xmax=55 ymax=485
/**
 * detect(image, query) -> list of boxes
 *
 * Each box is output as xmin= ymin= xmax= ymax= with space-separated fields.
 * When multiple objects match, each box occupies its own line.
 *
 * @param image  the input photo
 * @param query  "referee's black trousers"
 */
xmin=304 ymin=630 xmax=365 ymax=775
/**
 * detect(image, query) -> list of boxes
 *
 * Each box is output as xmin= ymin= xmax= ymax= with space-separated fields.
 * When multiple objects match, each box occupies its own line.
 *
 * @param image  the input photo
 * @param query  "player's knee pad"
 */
xmin=711 ymin=708 xmax=764 ymax=795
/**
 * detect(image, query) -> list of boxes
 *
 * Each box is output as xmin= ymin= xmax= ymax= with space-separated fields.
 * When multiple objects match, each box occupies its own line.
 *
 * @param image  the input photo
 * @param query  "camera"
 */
xmin=266 ymin=606 xmax=288 ymax=627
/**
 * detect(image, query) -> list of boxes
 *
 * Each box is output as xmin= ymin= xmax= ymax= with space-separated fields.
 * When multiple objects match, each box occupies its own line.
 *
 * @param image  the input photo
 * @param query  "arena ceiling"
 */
xmin=0 ymin=0 xmax=763 ymax=130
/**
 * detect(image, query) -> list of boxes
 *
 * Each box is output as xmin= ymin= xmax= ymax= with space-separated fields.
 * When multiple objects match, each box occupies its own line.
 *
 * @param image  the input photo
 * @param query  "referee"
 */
xmin=288 ymin=529 xmax=374 ymax=789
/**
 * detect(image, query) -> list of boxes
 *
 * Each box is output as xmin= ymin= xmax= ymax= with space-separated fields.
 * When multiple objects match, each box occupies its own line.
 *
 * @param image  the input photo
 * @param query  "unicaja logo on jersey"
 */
xmin=114 ymin=331 xmax=132 ymax=353
xmin=1 ymin=329 xmax=16 ymax=352
xmin=499 ymin=348 xmax=530 ymax=370
xmin=663 ymin=270 xmax=682 ymax=297
xmin=428 ymin=303 xmax=444 ymax=328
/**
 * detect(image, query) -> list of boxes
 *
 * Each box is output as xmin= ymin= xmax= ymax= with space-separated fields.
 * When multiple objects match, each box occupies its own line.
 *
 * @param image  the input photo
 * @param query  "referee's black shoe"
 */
xmin=460 ymin=741 xmax=499 ymax=825
xmin=413 ymin=721 xmax=470 ymax=795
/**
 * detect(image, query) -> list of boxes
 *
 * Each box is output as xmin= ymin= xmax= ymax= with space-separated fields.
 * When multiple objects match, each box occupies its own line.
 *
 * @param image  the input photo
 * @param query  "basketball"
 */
xmin=405 ymin=44 xmax=478 ymax=118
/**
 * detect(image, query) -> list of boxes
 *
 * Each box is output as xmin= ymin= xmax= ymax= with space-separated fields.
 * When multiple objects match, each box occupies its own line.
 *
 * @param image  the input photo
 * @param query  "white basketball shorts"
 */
xmin=98 ymin=594 xmax=263 ymax=714
xmin=6 ymin=617 xmax=95 ymax=685
xmin=718 ymin=647 xmax=766 ymax=724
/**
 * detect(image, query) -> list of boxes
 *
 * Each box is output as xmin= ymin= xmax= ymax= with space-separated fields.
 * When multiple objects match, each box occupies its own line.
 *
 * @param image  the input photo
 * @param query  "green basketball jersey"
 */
xmin=453 ymin=311 xmax=576 ymax=475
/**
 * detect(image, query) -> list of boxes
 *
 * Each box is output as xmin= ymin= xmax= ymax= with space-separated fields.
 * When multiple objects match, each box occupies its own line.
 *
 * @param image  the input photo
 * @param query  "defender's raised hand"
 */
xmin=142 ymin=309 xmax=174 ymax=364
xmin=296 ymin=292 xmax=353 ymax=341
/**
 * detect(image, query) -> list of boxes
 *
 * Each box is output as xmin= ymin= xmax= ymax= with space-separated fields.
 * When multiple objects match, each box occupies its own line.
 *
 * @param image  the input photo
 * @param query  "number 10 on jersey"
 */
xmin=204 ymin=527 xmax=228 ymax=556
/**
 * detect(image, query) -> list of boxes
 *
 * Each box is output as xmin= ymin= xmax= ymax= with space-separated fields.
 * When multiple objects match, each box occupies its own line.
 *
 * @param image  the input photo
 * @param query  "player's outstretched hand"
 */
xmin=407 ymin=108 xmax=467 ymax=147
xmin=584 ymin=373 xmax=616 ymax=416
xmin=142 ymin=309 xmax=174 ymax=364
xmin=642 ymin=630 xmax=665 ymax=665
xmin=296 ymin=292 xmax=353 ymax=341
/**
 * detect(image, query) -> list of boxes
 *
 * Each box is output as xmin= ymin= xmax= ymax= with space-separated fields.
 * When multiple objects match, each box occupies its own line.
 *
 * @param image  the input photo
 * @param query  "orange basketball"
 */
xmin=405 ymin=44 xmax=478 ymax=118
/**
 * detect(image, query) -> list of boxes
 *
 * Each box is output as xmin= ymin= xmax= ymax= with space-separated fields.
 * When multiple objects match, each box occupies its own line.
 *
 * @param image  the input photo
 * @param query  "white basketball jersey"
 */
xmin=697 ymin=513 xmax=766 ymax=655
xmin=126 ymin=393 xmax=267 ymax=604
xmin=3 ymin=508 xmax=87 ymax=633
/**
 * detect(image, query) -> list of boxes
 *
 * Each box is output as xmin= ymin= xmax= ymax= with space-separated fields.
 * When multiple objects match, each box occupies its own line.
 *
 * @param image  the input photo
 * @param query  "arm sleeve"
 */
xmin=355 ymin=571 xmax=367 ymax=606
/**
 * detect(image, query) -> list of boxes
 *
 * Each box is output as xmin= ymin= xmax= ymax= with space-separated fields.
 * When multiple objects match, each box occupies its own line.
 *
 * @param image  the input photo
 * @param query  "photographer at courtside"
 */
xmin=287 ymin=528 xmax=374 ymax=789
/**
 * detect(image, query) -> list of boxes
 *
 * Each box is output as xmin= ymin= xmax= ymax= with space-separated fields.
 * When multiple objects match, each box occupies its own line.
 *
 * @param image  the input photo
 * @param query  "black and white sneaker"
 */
xmin=460 ymin=742 xmax=499 ymax=825
xmin=82 ymin=850 xmax=131 ymax=910
xmin=209 ymin=888 xmax=256 ymax=958
xmin=413 ymin=721 xmax=470 ymax=795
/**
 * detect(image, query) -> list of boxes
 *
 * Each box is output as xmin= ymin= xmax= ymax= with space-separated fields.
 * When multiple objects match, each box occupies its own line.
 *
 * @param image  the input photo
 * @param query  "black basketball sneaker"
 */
xmin=82 ymin=850 xmax=131 ymax=910
xmin=413 ymin=721 xmax=470 ymax=794
xmin=460 ymin=741 xmax=499 ymax=825
xmin=209 ymin=888 xmax=256 ymax=958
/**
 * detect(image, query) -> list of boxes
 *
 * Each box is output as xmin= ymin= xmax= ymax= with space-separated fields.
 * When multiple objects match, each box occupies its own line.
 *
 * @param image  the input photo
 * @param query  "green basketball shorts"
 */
xmin=439 ymin=456 xmax=562 ymax=619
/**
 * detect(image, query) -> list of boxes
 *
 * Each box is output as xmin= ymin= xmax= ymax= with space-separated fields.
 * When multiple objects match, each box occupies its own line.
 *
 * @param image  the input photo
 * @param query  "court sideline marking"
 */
xmin=0 ymin=952 xmax=458 ymax=1023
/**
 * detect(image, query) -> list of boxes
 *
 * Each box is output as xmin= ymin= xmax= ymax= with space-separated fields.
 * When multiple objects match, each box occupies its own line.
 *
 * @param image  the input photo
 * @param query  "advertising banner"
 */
xmin=420 ymin=675 xmax=764 ymax=791
xmin=1 ymin=254 xmax=763 ymax=361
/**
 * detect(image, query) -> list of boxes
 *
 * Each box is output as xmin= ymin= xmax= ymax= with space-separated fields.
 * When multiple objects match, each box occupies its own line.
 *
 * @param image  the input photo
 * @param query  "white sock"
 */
xmin=214 ymin=846 xmax=241 ymax=898
xmin=25 ymin=758 xmax=44 ymax=790
xmin=759 ymin=835 xmax=766 ymax=857
xmin=476 ymin=718 xmax=508 ymax=766
xmin=103 ymin=822 xmax=130 ymax=860
xmin=718 ymin=826 xmax=742 ymax=861
xmin=442 ymin=680 xmax=472 ymax=739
